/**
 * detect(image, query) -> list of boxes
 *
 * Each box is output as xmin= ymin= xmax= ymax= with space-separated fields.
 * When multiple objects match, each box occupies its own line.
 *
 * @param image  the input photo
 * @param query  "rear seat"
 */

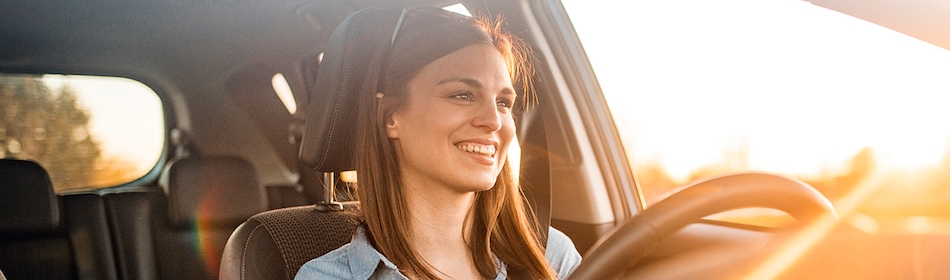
xmin=0 ymin=159 xmax=117 ymax=280
xmin=105 ymin=155 xmax=267 ymax=280
xmin=0 ymin=155 xmax=287 ymax=280
xmin=103 ymin=190 xmax=159 ymax=280
xmin=158 ymin=155 xmax=267 ymax=279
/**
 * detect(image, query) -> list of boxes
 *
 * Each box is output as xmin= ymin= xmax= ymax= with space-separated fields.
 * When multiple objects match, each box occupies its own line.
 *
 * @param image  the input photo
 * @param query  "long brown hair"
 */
xmin=353 ymin=7 xmax=553 ymax=279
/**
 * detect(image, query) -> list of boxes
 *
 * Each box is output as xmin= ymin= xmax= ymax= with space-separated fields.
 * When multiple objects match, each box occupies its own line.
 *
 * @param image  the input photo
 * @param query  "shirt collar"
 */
xmin=347 ymin=226 xmax=398 ymax=279
xmin=346 ymin=226 xmax=508 ymax=280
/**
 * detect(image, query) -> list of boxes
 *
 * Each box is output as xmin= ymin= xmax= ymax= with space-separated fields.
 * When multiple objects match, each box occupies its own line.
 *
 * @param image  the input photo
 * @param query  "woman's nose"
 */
xmin=471 ymin=100 xmax=503 ymax=131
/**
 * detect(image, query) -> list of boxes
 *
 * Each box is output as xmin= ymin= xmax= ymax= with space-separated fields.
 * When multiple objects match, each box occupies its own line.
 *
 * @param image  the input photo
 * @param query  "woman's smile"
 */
xmin=455 ymin=140 xmax=498 ymax=165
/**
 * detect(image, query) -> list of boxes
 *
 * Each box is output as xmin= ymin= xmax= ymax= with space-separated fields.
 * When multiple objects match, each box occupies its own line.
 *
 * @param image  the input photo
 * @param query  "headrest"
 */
xmin=160 ymin=156 xmax=266 ymax=228
xmin=299 ymin=7 xmax=403 ymax=172
xmin=0 ymin=159 xmax=60 ymax=234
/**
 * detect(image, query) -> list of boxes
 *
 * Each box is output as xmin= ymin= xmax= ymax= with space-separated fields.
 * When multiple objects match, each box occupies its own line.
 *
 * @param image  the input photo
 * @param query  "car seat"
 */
xmin=156 ymin=154 xmax=268 ymax=280
xmin=0 ymin=159 xmax=118 ymax=280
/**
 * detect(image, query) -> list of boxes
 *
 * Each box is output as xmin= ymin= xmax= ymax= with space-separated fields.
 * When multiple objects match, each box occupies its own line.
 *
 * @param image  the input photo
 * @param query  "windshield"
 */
xmin=563 ymin=0 xmax=950 ymax=231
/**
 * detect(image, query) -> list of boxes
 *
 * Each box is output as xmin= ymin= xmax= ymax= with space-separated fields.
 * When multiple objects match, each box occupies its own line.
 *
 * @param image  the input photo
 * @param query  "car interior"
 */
xmin=2 ymin=0 xmax=950 ymax=279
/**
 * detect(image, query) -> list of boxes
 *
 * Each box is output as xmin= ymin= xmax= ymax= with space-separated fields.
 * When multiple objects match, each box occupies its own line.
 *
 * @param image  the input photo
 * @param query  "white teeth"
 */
xmin=457 ymin=143 xmax=495 ymax=157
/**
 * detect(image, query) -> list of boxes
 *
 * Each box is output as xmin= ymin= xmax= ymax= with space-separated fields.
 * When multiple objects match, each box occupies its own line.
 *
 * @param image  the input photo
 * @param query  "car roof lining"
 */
xmin=1 ymin=0 xmax=332 ymax=91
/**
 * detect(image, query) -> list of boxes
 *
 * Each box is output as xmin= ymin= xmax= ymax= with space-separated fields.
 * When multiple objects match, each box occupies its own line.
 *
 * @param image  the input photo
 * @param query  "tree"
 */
xmin=0 ymin=74 xmax=101 ymax=192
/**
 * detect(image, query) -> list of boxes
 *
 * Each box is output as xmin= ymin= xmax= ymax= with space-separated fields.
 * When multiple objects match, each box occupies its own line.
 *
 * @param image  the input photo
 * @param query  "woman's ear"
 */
xmin=385 ymin=113 xmax=400 ymax=139
xmin=378 ymin=92 xmax=400 ymax=139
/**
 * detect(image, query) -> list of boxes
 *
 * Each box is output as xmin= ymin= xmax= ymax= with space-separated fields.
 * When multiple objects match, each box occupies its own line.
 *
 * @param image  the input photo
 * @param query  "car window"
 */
xmin=272 ymin=73 xmax=298 ymax=115
xmin=0 ymin=73 xmax=164 ymax=192
xmin=563 ymin=0 xmax=950 ymax=229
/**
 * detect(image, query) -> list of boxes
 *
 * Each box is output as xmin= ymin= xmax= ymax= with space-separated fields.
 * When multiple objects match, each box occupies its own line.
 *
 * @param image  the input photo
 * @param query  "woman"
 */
xmin=296 ymin=6 xmax=581 ymax=280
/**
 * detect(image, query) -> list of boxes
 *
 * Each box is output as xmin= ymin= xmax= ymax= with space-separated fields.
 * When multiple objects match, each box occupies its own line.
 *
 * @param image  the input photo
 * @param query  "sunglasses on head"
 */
xmin=375 ymin=6 xmax=471 ymax=95
xmin=389 ymin=6 xmax=471 ymax=47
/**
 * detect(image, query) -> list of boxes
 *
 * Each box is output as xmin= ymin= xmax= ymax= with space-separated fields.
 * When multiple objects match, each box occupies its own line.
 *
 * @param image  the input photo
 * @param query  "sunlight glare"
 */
xmin=743 ymin=169 xmax=889 ymax=279
xmin=272 ymin=73 xmax=297 ymax=115
xmin=442 ymin=3 xmax=472 ymax=16
xmin=509 ymin=136 xmax=522 ymax=182
xmin=908 ymin=216 xmax=933 ymax=234
xmin=563 ymin=0 xmax=950 ymax=181
xmin=847 ymin=212 xmax=880 ymax=234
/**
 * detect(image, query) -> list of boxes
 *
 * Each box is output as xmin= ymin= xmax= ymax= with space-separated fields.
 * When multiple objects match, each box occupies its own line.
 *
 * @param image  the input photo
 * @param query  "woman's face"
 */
xmin=386 ymin=44 xmax=516 ymax=194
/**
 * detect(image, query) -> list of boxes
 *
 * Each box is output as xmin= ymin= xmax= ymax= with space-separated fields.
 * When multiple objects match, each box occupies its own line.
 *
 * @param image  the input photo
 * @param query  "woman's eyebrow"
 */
xmin=437 ymin=77 xmax=482 ymax=88
xmin=437 ymin=77 xmax=517 ymax=96
xmin=500 ymin=88 xmax=517 ymax=98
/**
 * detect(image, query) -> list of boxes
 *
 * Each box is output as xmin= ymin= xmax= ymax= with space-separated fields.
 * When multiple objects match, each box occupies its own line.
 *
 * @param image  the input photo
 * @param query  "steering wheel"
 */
xmin=568 ymin=172 xmax=837 ymax=279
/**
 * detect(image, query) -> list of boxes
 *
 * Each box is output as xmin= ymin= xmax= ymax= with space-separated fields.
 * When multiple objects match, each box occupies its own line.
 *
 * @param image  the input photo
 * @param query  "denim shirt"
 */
xmin=295 ymin=226 xmax=582 ymax=280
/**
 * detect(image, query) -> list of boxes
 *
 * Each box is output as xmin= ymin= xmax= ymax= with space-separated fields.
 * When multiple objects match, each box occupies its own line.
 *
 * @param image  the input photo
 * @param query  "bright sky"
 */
xmin=562 ymin=0 xmax=950 ymax=180
xmin=44 ymin=75 xmax=164 ymax=174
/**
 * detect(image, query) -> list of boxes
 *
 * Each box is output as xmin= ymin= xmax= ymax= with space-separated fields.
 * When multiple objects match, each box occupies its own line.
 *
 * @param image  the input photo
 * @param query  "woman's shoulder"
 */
xmin=545 ymin=227 xmax=582 ymax=279
xmin=546 ymin=227 xmax=575 ymax=249
xmin=295 ymin=226 xmax=401 ymax=280
xmin=294 ymin=243 xmax=354 ymax=280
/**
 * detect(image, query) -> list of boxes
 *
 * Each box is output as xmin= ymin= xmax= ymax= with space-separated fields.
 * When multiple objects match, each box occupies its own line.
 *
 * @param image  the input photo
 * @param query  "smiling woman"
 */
xmin=563 ymin=0 xmax=950 ymax=227
xmin=293 ymin=6 xmax=581 ymax=279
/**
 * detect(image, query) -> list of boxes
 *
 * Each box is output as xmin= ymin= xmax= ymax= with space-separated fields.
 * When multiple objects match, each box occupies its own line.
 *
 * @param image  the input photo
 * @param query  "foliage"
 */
xmin=0 ymin=74 xmax=101 ymax=191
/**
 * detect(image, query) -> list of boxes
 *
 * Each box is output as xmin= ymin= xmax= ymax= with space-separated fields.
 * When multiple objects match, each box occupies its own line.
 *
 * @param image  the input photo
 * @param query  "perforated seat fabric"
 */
xmin=220 ymin=205 xmax=360 ymax=280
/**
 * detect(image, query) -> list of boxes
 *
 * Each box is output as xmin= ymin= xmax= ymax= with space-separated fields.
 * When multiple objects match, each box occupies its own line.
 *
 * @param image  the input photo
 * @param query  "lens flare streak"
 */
xmin=742 ymin=170 xmax=890 ymax=279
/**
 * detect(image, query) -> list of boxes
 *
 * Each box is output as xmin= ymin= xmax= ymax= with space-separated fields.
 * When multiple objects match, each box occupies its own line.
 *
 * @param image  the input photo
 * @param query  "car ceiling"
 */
xmin=0 ymin=0 xmax=455 ymax=93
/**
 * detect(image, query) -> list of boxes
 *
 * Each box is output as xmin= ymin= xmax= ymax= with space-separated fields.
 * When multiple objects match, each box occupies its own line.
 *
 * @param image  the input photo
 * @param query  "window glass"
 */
xmin=563 ymin=0 xmax=950 ymax=230
xmin=0 ymin=73 xmax=164 ymax=192
xmin=272 ymin=73 xmax=297 ymax=115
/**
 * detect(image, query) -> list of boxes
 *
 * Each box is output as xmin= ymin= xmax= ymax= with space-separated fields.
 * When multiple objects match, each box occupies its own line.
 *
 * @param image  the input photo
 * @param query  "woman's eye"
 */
xmin=451 ymin=92 xmax=474 ymax=101
xmin=497 ymin=98 xmax=514 ymax=109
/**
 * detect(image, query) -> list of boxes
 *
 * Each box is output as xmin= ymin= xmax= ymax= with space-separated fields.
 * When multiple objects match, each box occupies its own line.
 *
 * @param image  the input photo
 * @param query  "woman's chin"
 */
xmin=457 ymin=180 xmax=497 ymax=193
